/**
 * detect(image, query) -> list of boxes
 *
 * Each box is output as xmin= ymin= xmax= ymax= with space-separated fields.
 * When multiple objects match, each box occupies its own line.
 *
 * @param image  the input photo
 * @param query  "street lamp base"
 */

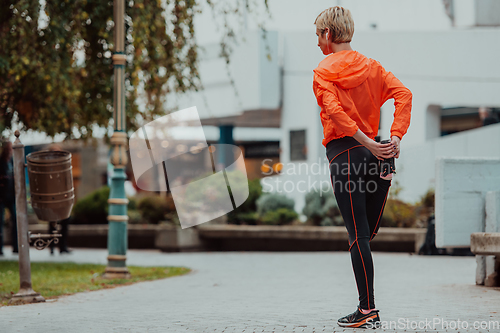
xmin=102 ymin=267 xmax=131 ymax=279
xmin=9 ymin=288 xmax=46 ymax=305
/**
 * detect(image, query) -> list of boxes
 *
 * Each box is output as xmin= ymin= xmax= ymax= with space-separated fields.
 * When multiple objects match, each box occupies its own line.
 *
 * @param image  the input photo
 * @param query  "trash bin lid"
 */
xmin=26 ymin=150 xmax=71 ymax=164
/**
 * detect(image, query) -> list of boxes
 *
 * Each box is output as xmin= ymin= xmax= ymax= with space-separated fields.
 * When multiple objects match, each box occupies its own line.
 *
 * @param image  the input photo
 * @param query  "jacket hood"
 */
xmin=313 ymin=50 xmax=371 ymax=90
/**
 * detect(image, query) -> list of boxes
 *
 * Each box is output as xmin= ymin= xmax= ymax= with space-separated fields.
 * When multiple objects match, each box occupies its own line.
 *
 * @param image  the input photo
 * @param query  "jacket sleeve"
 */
xmin=380 ymin=66 xmax=412 ymax=140
xmin=318 ymin=85 xmax=359 ymax=137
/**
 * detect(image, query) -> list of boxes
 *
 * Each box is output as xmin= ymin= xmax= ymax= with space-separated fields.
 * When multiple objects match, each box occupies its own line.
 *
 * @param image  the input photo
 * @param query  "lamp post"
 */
xmin=103 ymin=0 xmax=130 ymax=279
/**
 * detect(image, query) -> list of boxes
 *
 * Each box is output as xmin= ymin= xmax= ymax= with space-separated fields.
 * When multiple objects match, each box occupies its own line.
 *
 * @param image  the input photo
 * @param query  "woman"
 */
xmin=0 ymin=140 xmax=19 ymax=255
xmin=312 ymin=6 xmax=412 ymax=329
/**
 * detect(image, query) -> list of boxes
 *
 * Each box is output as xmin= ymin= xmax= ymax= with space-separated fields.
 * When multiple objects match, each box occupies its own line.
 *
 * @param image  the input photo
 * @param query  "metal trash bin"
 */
xmin=26 ymin=150 xmax=75 ymax=221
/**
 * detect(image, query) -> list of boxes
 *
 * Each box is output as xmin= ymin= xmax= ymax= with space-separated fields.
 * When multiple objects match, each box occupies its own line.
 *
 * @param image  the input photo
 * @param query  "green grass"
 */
xmin=0 ymin=261 xmax=191 ymax=306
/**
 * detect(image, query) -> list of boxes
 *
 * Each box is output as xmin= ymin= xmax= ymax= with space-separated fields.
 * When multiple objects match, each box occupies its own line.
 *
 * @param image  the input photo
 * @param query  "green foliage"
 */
xmin=71 ymin=185 xmax=110 ymax=224
xmin=381 ymin=198 xmax=417 ymax=228
xmin=226 ymin=178 xmax=262 ymax=225
xmin=382 ymin=183 xmax=434 ymax=228
xmin=256 ymin=193 xmax=295 ymax=217
xmin=136 ymin=194 xmax=175 ymax=224
xmin=412 ymin=188 xmax=435 ymax=228
xmin=127 ymin=196 xmax=138 ymax=210
xmin=230 ymin=211 xmax=259 ymax=225
xmin=238 ymin=178 xmax=263 ymax=212
xmin=182 ymin=169 xmax=248 ymax=213
xmin=419 ymin=188 xmax=435 ymax=209
xmin=302 ymin=189 xmax=343 ymax=226
xmin=127 ymin=209 xmax=143 ymax=224
xmin=261 ymin=208 xmax=298 ymax=226
xmin=0 ymin=0 xmax=270 ymax=139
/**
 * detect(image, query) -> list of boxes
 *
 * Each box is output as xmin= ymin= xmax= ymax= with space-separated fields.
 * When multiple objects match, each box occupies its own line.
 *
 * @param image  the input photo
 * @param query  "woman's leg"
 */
xmin=0 ymin=201 xmax=4 ymax=254
xmin=59 ymin=217 xmax=70 ymax=252
xmin=329 ymin=147 xmax=375 ymax=310
xmin=7 ymin=199 xmax=18 ymax=252
xmin=48 ymin=221 xmax=56 ymax=254
xmin=364 ymin=157 xmax=392 ymax=241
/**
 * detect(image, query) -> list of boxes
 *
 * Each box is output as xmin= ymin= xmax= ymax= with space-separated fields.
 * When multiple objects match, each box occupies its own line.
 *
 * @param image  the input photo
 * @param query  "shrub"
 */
xmin=71 ymin=186 xmax=110 ymax=224
xmin=226 ymin=178 xmax=263 ymax=225
xmin=381 ymin=198 xmax=417 ymax=228
xmin=420 ymin=188 xmax=435 ymax=209
xmin=232 ymin=211 xmax=259 ymax=225
xmin=127 ymin=196 xmax=138 ymax=211
xmin=412 ymin=188 xmax=435 ymax=228
xmin=256 ymin=193 xmax=295 ymax=217
xmin=127 ymin=209 xmax=143 ymax=224
xmin=261 ymin=208 xmax=298 ymax=226
xmin=302 ymin=189 xmax=343 ymax=226
xmin=137 ymin=194 xmax=176 ymax=224
xmin=381 ymin=180 xmax=432 ymax=228
xmin=238 ymin=178 xmax=263 ymax=212
xmin=183 ymin=169 xmax=248 ymax=212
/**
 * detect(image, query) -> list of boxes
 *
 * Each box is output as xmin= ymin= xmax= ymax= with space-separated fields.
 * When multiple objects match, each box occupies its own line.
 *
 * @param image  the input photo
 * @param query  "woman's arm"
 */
xmin=317 ymin=85 xmax=359 ymax=137
xmin=379 ymin=66 xmax=412 ymax=141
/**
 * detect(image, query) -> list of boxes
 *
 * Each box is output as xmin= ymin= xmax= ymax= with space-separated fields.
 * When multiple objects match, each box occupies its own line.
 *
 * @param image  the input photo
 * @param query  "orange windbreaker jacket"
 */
xmin=313 ymin=50 xmax=412 ymax=147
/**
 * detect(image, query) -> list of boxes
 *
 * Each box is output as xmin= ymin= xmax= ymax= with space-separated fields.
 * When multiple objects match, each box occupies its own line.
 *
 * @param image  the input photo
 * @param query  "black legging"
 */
xmin=326 ymin=137 xmax=391 ymax=310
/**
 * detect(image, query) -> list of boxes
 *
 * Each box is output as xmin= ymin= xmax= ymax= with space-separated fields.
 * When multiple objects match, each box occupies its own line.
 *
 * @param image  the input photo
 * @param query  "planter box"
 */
xmin=20 ymin=223 xmax=426 ymax=253
xmin=197 ymin=225 xmax=427 ymax=253
xmin=155 ymin=225 xmax=203 ymax=252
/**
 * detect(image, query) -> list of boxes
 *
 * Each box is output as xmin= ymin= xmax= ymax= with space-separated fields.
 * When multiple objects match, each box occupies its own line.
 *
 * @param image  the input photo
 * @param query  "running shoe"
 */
xmin=337 ymin=306 xmax=381 ymax=329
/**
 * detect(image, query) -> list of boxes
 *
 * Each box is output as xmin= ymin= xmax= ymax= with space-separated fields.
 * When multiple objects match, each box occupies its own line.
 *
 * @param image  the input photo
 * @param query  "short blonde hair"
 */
xmin=314 ymin=6 xmax=354 ymax=43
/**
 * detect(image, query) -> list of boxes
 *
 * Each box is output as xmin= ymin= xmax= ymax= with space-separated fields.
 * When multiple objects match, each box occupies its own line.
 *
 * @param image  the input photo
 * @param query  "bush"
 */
xmin=381 ymin=198 xmax=417 ymax=228
xmin=256 ymin=193 xmax=295 ymax=217
xmin=379 ymin=180 xmax=432 ymax=228
xmin=412 ymin=188 xmax=435 ymax=228
xmin=71 ymin=186 xmax=180 ymax=225
xmin=127 ymin=209 xmax=143 ymax=224
xmin=238 ymin=178 xmax=263 ymax=213
xmin=127 ymin=196 xmax=138 ymax=211
xmin=302 ymin=189 xmax=343 ymax=226
xmin=261 ymin=208 xmax=298 ymax=226
xmin=226 ymin=178 xmax=263 ymax=225
xmin=232 ymin=211 xmax=259 ymax=225
xmin=71 ymin=186 xmax=110 ymax=224
xmin=137 ymin=194 xmax=176 ymax=224
xmin=183 ymin=169 xmax=248 ymax=212
xmin=419 ymin=188 xmax=435 ymax=209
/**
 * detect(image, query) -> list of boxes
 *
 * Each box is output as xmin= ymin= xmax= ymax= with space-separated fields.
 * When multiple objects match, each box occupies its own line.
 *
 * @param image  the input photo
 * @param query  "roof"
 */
xmin=188 ymin=108 xmax=282 ymax=128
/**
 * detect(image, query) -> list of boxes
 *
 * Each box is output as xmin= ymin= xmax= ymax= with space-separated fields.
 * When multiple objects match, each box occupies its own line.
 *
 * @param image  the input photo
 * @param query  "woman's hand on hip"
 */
xmin=365 ymin=140 xmax=395 ymax=160
xmin=352 ymin=129 xmax=396 ymax=160
xmin=391 ymin=135 xmax=401 ymax=158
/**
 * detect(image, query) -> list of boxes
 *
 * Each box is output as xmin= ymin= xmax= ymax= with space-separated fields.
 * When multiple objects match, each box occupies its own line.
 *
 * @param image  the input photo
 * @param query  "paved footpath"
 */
xmin=1 ymin=248 xmax=499 ymax=332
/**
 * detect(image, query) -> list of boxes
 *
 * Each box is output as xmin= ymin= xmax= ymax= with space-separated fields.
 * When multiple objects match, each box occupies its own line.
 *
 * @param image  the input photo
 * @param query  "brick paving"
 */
xmin=1 ymin=248 xmax=499 ymax=332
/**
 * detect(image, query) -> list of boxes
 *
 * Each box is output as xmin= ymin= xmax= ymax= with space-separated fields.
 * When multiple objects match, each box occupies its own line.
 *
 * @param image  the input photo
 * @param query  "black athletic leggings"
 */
xmin=326 ymin=136 xmax=391 ymax=310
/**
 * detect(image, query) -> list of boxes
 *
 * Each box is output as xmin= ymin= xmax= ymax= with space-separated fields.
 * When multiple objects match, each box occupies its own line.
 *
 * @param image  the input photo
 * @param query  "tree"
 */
xmin=0 ymin=0 xmax=270 ymax=140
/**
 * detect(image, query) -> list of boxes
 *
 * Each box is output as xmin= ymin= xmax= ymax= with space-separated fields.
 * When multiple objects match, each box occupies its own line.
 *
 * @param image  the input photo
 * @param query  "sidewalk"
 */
xmin=0 ymin=248 xmax=498 ymax=332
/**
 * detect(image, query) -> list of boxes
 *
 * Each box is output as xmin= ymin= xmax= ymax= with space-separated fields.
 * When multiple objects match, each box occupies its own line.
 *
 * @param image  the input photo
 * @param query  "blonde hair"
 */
xmin=314 ymin=6 xmax=354 ymax=43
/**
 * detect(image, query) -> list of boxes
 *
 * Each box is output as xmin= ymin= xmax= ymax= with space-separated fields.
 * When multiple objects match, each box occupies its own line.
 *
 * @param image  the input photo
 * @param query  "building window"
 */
xmin=441 ymin=106 xmax=500 ymax=136
xmin=290 ymin=130 xmax=306 ymax=161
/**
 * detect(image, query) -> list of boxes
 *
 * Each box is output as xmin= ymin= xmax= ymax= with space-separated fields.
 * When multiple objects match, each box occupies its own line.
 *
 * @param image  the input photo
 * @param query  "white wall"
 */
xmin=193 ymin=0 xmax=453 ymax=44
xmin=395 ymin=123 xmax=500 ymax=204
xmin=435 ymin=157 xmax=500 ymax=248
